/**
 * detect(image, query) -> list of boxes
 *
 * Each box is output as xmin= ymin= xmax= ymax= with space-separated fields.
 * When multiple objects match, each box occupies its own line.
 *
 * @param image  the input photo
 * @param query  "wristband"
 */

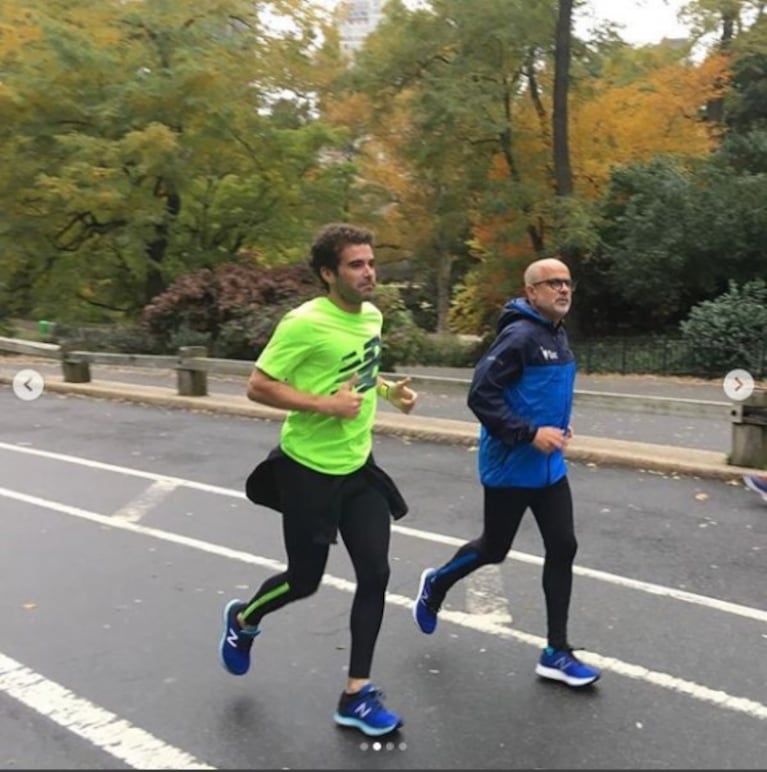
xmin=376 ymin=381 xmax=390 ymax=400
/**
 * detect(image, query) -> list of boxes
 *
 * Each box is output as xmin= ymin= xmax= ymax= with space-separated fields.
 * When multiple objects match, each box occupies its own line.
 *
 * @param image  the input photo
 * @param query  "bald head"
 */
xmin=523 ymin=257 xmax=573 ymax=323
xmin=523 ymin=258 xmax=570 ymax=287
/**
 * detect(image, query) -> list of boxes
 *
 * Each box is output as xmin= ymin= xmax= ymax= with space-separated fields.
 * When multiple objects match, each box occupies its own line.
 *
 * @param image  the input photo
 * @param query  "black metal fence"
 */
xmin=571 ymin=336 xmax=767 ymax=379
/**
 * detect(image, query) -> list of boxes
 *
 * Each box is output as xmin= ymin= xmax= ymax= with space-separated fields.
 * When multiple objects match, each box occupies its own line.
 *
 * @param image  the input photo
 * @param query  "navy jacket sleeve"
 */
xmin=467 ymin=327 xmax=537 ymax=447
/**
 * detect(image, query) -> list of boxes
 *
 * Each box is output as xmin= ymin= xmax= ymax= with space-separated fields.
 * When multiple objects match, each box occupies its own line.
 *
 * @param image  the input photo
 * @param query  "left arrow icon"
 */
xmin=13 ymin=369 xmax=45 ymax=401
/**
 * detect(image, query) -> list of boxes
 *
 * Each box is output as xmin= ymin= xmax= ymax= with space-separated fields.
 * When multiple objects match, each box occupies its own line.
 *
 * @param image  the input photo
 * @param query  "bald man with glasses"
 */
xmin=413 ymin=257 xmax=601 ymax=689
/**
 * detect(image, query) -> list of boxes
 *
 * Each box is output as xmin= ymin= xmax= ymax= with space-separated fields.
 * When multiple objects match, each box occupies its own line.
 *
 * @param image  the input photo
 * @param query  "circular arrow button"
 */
xmin=723 ymin=369 xmax=754 ymax=402
xmin=12 ymin=368 xmax=45 ymax=401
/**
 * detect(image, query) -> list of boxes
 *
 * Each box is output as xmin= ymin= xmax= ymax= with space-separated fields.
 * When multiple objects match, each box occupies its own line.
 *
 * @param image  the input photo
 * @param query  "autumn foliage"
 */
xmin=141 ymin=260 xmax=320 ymax=357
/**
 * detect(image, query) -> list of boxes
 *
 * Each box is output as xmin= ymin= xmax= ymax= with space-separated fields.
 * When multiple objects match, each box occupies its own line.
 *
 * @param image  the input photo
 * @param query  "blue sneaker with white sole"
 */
xmin=535 ymin=646 xmax=600 ymax=687
xmin=333 ymin=683 xmax=403 ymax=737
xmin=219 ymin=599 xmax=260 ymax=676
xmin=413 ymin=568 xmax=441 ymax=634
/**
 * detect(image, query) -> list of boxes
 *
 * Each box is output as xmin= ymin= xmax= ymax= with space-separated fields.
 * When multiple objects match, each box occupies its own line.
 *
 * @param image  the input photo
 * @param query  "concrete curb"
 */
xmin=1 ymin=374 xmax=762 ymax=482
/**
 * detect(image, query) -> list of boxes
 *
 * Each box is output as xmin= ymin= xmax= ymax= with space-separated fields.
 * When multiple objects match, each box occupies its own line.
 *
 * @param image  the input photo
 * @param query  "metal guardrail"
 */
xmin=380 ymin=372 xmax=731 ymax=420
xmin=3 ymin=335 xmax=766 ymax=467
xmin=0 ymin=335 xmax=732 ymax=418
xmin=0 ymin=338 xmax=61 ymax=356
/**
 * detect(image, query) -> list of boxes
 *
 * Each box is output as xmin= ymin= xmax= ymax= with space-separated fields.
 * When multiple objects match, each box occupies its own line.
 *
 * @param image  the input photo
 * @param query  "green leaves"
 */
xmin=0 ymin=0 xmax=350 ymax=321
xmin=680 ymin=279 xmax=767 ymax=375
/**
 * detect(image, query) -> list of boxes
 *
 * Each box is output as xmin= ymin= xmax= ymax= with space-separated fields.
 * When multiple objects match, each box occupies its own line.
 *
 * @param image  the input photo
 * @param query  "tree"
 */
xmin=325 ymin=0 xmax=561 ymax=334
xmin=0 ymin=0 xmax=349 ymax=322
xmin=582 ymin=154 xmax=767 ymax=333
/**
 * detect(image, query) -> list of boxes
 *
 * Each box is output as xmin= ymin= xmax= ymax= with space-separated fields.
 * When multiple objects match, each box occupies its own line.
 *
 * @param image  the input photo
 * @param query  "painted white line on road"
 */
xmin=113 ymin=479 xmax=178 ymax=523
xmin=1 ymin=440 xmax=765 ymax=624
xmin=466 ymin=565 xmax=512 ymax=624
xmin=392 ymin=522 xmax=767 ymax=625
xmin=0 ymin=652 xmax=214 ymax=770
xmin=2 ymin=484 xmax=766 ymax=724
xmin=0 ymin=441 xmax=245 ymax=499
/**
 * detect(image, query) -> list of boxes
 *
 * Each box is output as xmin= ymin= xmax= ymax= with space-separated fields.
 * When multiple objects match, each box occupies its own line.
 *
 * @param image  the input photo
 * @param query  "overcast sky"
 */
xmin=578 ymin=0 xmax=689 ymax=45
xmin=319 ymin=1 xmax=694 ymax=48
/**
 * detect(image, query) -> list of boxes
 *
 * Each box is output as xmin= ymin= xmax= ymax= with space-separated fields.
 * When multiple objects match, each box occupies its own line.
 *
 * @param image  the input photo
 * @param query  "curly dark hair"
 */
xmin=309 ymin=223 xmax=374 ymax=290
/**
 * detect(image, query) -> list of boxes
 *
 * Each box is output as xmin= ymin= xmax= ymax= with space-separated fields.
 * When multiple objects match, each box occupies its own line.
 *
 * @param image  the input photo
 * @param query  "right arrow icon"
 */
xmin=723 ymin=369 xmax=754 ymax=402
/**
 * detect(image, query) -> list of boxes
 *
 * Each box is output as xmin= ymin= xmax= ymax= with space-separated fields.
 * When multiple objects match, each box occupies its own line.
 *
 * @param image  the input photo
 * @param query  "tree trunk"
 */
xmin=435 ymin=253 xmax=454 ymax=333
xmin=706 ymin=10 xmax=737 ymax=125
xmin=553 ymin=0 xmax=574 ymax=198
xmin=144 ymin=187 xmax=181 ymax=303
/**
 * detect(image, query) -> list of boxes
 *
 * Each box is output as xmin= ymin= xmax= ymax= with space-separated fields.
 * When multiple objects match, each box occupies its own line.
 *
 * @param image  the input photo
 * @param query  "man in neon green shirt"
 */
xmin=219 ymin=223 xmax=417 ymax=737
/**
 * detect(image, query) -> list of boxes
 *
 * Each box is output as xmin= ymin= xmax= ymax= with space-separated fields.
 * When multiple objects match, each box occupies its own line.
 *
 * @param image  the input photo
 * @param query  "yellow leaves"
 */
xmin=323 ymin=91 xmax=376 ymax=136
xmin=124 ymin=123 xmax=179 ymax=153
xmin=506 ymin=51 xmax=731 ymax=202
xmin=120 ymin=123 xmax=181 ymax=177
xmin=568 ymin=54 xmax=730 ymax=199
xmin=0 ymin=14 xmax=42 ymax=61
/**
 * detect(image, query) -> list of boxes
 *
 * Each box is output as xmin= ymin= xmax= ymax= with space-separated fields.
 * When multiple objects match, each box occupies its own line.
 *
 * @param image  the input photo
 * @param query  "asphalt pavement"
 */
xmin=1 ymin=355 xmax=764 ymax=480
xmin=1 ymin=390 xmax=766 ymax=769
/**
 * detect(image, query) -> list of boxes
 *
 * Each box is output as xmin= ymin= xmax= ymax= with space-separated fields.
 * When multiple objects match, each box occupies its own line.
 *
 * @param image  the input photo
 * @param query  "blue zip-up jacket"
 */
xmin=467 ymin=298 xmax=575 ymax=488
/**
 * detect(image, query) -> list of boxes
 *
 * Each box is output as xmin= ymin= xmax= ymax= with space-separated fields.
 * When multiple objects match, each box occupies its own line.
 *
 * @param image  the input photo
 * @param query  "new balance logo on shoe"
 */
xmin=535 ymin=646 xmax=600 ymax=688
xmin=333 ymin=683 xmax=403 ymax=737
xmin=219 ymin=599 xmax=258 ymax=676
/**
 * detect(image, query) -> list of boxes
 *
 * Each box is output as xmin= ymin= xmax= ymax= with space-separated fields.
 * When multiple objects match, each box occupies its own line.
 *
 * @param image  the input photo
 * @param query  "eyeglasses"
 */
xmin=531 ymin=278 xmax=576 ymax=291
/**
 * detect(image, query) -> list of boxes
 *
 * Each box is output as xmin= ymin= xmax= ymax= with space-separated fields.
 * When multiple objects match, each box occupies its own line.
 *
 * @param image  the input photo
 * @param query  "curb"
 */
xmin=1 ymin=374 xmax=762 ymax=482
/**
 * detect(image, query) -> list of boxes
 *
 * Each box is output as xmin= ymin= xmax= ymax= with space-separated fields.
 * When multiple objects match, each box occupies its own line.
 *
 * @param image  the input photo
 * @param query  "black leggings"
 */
xmin=429 ymin=476 xmax=577 ymax=650
xmin=240 ymin=471 xmax=391 ymax=679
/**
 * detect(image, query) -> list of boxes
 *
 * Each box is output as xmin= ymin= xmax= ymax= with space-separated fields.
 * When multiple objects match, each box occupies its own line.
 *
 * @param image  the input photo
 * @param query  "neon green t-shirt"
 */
xmin=254 ymin=296 xmax=383 ymax=475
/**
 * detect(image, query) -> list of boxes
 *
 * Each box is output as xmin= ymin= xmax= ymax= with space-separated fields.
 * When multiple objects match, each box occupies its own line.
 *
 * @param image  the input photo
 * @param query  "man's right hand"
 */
xmin=327 ymin=374 xmax=363 ymax=418
xmin=532 ymin=426 xmax=569 ymax=454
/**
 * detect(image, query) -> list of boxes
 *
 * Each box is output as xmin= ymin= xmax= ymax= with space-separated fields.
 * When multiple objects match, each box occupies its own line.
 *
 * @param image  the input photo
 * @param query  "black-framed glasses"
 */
xmin=531 ymin=278 xmax=576 ymax=291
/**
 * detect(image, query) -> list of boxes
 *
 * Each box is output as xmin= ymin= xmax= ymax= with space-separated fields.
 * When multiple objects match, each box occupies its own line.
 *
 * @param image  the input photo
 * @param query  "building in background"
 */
xmin=337 ymin=0 xmax=385 ymax=56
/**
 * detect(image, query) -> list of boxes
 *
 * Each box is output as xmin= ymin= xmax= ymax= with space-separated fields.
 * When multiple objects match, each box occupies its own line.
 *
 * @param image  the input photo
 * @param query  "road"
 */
xmin=0 ymin=357 xmax=739 ymax=452
xmin=1 ymin=386 xmax=765 ymax=769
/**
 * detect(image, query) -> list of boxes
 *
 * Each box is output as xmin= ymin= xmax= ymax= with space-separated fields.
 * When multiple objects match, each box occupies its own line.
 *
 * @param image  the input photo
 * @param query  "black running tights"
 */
xmin=240 ymin=474 xmax=391 ymax=679
xmin=430 ymin=476 xmax=577 ymax=650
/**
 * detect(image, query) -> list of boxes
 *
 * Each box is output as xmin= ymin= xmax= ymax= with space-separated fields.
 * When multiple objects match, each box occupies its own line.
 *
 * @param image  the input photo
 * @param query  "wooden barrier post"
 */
xmin=60 ymin=345 xmax=91 ymax=383
xmin=730 ymin=388 xmax=767 ymax=469
xmin=177 ymin=346 xmax=208 ymax=396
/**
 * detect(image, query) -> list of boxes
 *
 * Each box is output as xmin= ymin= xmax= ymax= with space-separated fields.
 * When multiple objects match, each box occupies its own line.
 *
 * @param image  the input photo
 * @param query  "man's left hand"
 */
xmin=388 ymin=377 xmax=418 ymax=414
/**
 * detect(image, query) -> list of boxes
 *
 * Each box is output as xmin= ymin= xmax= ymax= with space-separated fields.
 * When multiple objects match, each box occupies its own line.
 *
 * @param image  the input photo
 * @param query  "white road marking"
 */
xmin=1 ymin=484 xmax=766 ymax=723
xmin=1 ymin=440 xmax=764 ymax=624
xmin=0 ymin=652 xmax=214 ymax=770
xmin=0 ymin=441 xmax=245 ymax=499
xmin=393 ymin=523 xmax=767 ymax=625
xmin=113 ymin=479 xmax=178 ymax=523
xmin=466 ymin=565 xmax=512 ymax=624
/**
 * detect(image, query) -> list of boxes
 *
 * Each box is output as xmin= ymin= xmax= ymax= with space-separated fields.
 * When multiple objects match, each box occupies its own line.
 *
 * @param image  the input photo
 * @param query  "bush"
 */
xmin=50 ymin=324 xmax=162 ymax=354
xmin=374 ymin=285 xmax=428 ymax=370
xmin=141 ymin=259 xmax=319 ymax=356
xmin=140 ymin=263 xmax=443 ymax=366
xmin=416 ymin=334 xmax=485 ymax=367
xmin=679 ymin=279 xmax=767 ymax=377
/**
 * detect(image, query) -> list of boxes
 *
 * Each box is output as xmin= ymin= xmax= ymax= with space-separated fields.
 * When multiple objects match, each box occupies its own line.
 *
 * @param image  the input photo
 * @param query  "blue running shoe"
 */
xmin=743 ymin=474 xmax=767 ymax=501
xmin=535 ymin=646 xmax=600 ymax=687
xmin=219 ymin=599 xmax=260 ymax=676
xmin=413 ymin=568 xmax=440 ymax=634
xmin=333 ymin=683 xmax=403 ymax=737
